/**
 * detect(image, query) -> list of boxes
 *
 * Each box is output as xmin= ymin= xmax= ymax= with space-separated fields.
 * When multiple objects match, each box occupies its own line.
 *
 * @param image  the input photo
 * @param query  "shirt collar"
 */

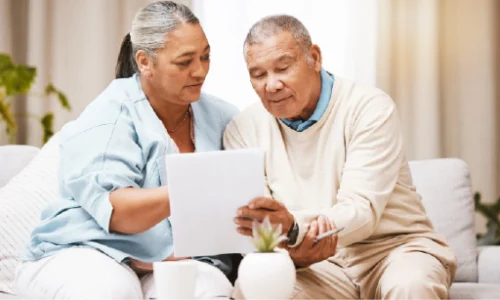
xmin=281 ymin=68 xmax=334 ymax=126
xmin=308 ymin=68 xmax=334 ymax=122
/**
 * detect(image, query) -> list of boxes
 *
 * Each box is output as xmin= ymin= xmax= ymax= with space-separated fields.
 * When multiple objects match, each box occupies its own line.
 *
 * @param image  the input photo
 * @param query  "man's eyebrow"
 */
xmin=247 ymin=54 xmax=296 ymax=74
xmin=276 ymin=54 xmax=295 ymax=62
xmin=175 ymin=45 xmax=210 ymax=58
xmin=248 ymin=66 xmax=261 ymax=74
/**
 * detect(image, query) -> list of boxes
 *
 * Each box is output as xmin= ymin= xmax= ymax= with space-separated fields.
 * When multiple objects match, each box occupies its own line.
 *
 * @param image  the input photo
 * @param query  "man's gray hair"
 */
xmin=243 ymin=15 xmax=313 ymax=54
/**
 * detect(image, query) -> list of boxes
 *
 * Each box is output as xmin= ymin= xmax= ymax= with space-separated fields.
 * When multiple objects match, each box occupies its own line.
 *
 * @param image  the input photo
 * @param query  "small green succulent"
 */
xmin=251 ymin=216 xmax=288 ymax=252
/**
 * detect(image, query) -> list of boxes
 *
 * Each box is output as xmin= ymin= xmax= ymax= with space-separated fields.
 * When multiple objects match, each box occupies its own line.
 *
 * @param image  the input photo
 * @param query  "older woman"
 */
xmin=15 ymin=2 xmax=237 ymax=299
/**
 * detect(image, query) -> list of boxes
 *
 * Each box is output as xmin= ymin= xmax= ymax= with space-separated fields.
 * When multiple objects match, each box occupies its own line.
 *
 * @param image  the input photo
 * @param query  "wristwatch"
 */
xmin=286 ymin=220 xmax=299 ymax=246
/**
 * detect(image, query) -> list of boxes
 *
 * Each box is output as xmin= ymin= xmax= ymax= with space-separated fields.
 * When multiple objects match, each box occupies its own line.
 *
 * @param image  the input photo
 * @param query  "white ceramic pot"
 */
xmin=238 ymin=251 xmax=296 ymax=299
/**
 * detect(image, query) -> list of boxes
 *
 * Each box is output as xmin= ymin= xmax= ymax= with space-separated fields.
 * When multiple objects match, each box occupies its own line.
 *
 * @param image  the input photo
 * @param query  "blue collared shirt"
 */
xmin=281 ymin=68 xmax=335 ymax=132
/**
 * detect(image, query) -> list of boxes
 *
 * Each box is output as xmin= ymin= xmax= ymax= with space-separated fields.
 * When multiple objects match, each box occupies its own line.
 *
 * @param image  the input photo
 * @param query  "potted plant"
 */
xmin=0 ymin=53 xmax=70 ymax=144
xmin=237 ymin=216 xmax=296 ymax=299
xmin=475 ymin=192 xmax=500 ymax=246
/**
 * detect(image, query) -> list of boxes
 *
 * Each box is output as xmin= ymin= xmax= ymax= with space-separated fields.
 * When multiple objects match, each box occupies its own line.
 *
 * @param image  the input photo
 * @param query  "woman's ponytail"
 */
xmin=115 ymin=33 xmax=137 ymax=79
xmin=116 ymin=2 xmax=200 ymax=79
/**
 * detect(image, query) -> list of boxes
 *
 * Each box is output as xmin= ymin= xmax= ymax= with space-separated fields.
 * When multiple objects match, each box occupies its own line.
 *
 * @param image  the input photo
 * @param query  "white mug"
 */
xmin=153 ymin=260 xmax=198 ymax=299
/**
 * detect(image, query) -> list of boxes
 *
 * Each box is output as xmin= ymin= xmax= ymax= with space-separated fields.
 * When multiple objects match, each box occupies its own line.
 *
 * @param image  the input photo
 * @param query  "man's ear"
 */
xmin=136 ymin=50 xmax=152 ymax=76
xmin=308 ymin=44 xmax=322 ymax=72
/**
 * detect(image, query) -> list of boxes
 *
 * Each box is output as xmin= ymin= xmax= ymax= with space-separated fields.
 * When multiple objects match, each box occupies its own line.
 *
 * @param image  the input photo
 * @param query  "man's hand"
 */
xmin=234 ymin=197 xmax=294 ymax=237
xmin=287 ymin=215 xmax=338 ymax=268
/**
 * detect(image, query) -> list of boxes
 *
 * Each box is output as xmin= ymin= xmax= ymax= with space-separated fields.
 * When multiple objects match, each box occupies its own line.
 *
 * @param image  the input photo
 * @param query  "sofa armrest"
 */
xmin=478 ymin=246 xmax=500 ymax=284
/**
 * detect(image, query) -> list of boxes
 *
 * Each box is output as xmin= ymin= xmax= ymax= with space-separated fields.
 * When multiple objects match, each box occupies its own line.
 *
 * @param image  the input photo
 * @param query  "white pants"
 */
xmin=15 ymin=247 xmax=233 ymax=299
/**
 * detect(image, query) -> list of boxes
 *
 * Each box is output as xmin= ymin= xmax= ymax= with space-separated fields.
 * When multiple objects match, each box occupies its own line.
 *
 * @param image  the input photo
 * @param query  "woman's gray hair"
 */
xmin=115 ymin=1 xmax=199 ymax=78
xmin=243 ymin=15 xmax=312 ymax=56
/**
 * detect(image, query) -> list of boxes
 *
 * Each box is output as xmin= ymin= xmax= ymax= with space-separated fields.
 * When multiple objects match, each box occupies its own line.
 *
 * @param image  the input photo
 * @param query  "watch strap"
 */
xmin=287 ymin=220 xmax=299 ymax=246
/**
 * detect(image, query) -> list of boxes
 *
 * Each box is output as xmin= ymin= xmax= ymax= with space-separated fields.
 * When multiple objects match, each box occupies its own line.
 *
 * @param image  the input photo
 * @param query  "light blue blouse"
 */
xmin=20 ymin=74 xmax=239 ymax=275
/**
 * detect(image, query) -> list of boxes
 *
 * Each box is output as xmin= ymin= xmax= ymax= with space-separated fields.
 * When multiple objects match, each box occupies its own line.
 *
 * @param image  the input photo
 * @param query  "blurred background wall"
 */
xmin=376 ymin=0 xmax=500 ymax=232
xmin=0 ymin=0 xmax=498 ymax=233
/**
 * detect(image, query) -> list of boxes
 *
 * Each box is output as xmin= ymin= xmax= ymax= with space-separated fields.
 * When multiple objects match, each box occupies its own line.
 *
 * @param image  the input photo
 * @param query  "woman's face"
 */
xmin=137 ymin=22 xmax=210 ymax=105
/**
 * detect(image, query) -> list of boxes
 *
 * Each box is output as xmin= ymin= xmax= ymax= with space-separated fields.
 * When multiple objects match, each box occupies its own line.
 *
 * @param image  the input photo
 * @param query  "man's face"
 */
xmin=245 ymin=31 xmax=321 ymax=120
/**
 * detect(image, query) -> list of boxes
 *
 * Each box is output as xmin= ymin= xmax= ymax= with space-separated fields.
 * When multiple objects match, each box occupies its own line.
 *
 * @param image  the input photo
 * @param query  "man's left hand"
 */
xmin=287 ymin=215 xmax=338 ymax=268
xmin=234 ymin=197 xmax=294 ymax=237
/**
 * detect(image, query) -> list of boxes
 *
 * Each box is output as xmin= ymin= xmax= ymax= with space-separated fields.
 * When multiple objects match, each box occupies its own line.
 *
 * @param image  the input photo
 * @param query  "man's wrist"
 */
xmin=288 ymin=253 xmax=311 ymax=269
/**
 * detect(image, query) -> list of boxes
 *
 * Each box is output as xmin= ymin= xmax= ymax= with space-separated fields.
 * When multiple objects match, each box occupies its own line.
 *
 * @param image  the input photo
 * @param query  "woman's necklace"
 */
xmin=166 ymin=109 xmax=190 ymax=133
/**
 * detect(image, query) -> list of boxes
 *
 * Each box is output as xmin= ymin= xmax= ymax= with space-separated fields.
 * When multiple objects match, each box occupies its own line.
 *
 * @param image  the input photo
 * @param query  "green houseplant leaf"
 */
xmin=0 ymin=54 xmax=14 ymax=72
xmin=0 ymin=52 xmax=70 ymax=144
xmin=0 ymin=89 xmax=16 ymax=142
xmin=45 ymin=83 xmax=71 ymax=110
xmin=0 ymin=54 xmax=36 ymax=96
xmin=41 ymin=112 xmax=54 ymax=144
xmin=475 ymin=192 xmax=500 ymax=245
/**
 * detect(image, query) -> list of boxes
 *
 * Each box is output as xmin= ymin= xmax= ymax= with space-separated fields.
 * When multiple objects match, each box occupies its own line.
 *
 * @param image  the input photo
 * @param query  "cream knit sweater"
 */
xmin=223 ymin=76 xmax=443 ymax=249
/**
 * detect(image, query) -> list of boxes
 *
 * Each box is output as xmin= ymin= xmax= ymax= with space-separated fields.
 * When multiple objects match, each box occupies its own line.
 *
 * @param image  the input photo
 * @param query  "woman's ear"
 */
xmin=136 ymin=50 xmax=152 ymax=77
xmin=308 ymin=44 xmax=322 ymax=72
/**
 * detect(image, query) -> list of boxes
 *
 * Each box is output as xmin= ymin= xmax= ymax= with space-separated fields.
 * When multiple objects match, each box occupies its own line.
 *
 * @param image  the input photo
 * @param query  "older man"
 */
xmin=225 ymin=15 xmax=457 ymax=299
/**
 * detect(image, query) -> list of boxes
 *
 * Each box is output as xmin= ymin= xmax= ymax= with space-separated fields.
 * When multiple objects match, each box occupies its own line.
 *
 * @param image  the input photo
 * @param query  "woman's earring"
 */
xmin=143 ymin=70 xmax=151 ymax=78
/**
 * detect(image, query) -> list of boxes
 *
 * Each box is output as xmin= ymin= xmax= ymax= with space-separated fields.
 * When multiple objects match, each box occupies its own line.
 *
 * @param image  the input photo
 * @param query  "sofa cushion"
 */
xmin=0 ymin=146 xmax=39 ymax=188
xmin=409 ymin=158 xmax=477 ymax=282
xmin=0 ymin=134 xmax=60 ymax=294
xmin=0 ymin=291 xmax=19 ymax=299
xmin=450 ymin=283 xmax=500 ymax=299
xmin=477 ymin=246 xmax=500 ymax=284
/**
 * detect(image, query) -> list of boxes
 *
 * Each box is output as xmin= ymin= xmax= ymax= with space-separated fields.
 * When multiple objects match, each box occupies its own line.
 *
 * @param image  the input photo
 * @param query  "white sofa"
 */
xmin=1 ymin=137 xmax=500 ymax=299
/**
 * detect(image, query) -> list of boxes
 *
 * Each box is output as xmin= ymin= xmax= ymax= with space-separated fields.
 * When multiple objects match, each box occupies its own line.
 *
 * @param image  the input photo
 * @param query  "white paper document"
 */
xmin=165 ymin=148 xmax=265 ymax=257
